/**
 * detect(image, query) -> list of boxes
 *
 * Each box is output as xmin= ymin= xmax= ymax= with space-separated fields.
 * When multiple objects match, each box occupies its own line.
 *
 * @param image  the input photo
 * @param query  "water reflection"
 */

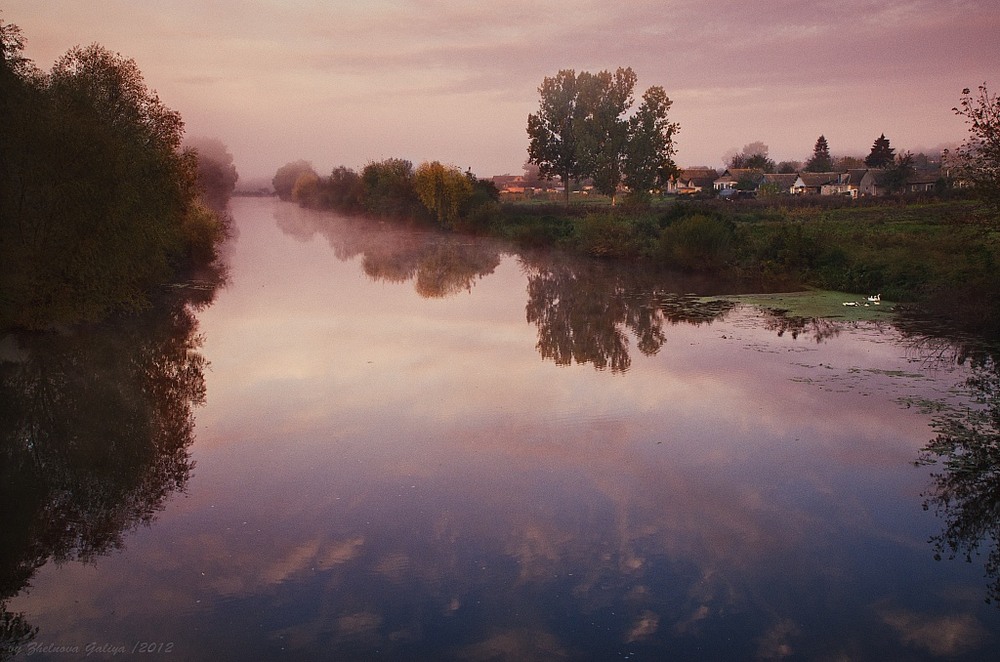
xmin=10 ymin=199 xmax=1000 ymax=659
xmin=521 ymin=253 xmax=734 ymax=372
xmin=0 ymin=290 xmax=216 ymax=658
xmin=918 ymin=351 xmax=1000 ymax=604
xmin=761 ymin=310 xmax=844 ymax=343
xmin=274 ymin=205 xmax=501 ymax=298
xmin=274 ymin=205 xmax=744 ymax=372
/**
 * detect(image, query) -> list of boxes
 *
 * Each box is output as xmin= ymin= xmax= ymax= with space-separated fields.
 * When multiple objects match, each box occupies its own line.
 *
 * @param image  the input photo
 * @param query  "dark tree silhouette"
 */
xmin=0 ymin=286 xmax=218 ymax=656
xmin=805 ymin=135 xmax=834 ymax=172
xmin=865 ymin=133 xmax=896 ymax=168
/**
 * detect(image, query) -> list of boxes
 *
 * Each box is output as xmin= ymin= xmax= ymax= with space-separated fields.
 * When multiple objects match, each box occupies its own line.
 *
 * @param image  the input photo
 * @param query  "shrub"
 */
xmin=658 ymin=214 xmax=735 ymax=270
xmin=577 ymin=212 xmax=648 ymax=258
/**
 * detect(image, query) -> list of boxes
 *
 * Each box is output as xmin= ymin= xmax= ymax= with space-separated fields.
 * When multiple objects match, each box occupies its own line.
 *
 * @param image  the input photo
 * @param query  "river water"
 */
xmin=4 ymin=197 xmax=1000 ymax=660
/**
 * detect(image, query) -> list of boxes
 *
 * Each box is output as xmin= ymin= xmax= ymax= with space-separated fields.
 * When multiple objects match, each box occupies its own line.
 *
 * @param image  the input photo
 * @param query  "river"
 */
xmin=3 ymin=197 xmax=1000 ymax=660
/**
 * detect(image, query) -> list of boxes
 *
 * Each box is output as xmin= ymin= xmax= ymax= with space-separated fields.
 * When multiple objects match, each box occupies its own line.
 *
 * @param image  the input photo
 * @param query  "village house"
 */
xmin=759 ymin=173 xmax=798 ymax=195
xmin=491 ymin=174 xmax=562 ymax=196
xmin=668 ymin=167 xmax=719 ymax=195
xmin=792 ymin=172 xmax=842 ymax=195
xmin=491 ymin=174 xmax=527 ymax=194
xmin=845 ymin=169 xmax=878 ymax=197
xmin=901 ymin=171 xmax=940 ymax=194
xmin=713 ymin=168 xmax=765 ymax=191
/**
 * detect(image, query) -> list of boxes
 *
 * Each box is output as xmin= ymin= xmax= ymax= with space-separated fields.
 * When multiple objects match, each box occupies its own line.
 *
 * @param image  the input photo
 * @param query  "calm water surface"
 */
xmin=4 ymin=197 xmax=1000 ymax=660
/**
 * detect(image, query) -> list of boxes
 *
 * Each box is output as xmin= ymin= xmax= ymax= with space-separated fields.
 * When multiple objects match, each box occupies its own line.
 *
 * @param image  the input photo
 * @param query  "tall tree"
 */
xmin=805 ymin=135 xmax=834 ymax=172
xmin=1 ymin=36 xmax=222 ymax=329
xmin=865 ymin=133 xmax=895 ymax=168
xmin=574 ymin=67 xmax=637 ymax=205
xmin=624 ymin=85 xmax=679 ymax=199
xmin=526 ymin=69 xmax=581 ymax=203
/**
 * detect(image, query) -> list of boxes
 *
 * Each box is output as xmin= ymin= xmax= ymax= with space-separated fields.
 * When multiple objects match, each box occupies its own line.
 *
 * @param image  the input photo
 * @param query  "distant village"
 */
xmin=491 ymin=154 xmax=951 ymax=200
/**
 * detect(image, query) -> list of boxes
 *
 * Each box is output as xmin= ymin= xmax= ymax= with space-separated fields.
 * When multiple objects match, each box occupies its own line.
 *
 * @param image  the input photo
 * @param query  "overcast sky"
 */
xmin=6 ymin=0 xmax=999 ymax=182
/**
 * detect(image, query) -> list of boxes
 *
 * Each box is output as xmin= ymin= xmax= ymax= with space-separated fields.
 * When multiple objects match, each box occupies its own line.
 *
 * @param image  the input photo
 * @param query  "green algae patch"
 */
xmin=723 ymin=290 xmax=897 ymax=322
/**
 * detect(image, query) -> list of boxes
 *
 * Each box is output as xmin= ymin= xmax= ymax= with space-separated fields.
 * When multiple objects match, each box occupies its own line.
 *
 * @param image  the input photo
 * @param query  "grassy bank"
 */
xmin=489 ymin=195 xmax=1000 ymax=334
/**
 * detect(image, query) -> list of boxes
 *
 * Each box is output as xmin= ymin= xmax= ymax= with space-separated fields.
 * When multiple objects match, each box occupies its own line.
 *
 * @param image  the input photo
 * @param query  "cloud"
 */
xmin=878 ymin=607 xmax=990 ymax=656
xmin=626 ymin=610 xmax=660 ymax=642
xmin=8 ymin=0 xmax=998 ymax=177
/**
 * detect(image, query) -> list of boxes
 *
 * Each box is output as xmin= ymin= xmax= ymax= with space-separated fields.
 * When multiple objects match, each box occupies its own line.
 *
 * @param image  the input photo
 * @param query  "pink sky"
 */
xmin=6 ymin=1 xmax=999 ymax=181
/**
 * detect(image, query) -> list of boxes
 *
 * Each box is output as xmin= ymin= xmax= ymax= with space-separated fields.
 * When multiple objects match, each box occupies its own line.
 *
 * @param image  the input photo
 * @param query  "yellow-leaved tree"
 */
xmin=413 ymin=161 xmax=473 ymax=228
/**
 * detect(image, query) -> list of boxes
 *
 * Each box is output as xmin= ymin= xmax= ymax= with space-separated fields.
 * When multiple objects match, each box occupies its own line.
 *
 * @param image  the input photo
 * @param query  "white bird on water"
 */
xmin=867 ymin=294 xmax=881 ymax=304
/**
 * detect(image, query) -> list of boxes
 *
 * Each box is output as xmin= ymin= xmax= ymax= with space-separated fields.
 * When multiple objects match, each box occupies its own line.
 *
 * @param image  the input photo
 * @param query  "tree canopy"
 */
xmin=953 ymin=83 xmax=1000 ymax=209
xmin=413 ymin=161 xmax=473 ymax=228
xmin=625 ymin=85 xmax=680 ymax=199
xmin=527 ymin=68 xmax=678 ymax=204
xmin=0 ymin=22 xmax=229 ymax=329
xmin=184 ymin=136 xmax=239 ymax=213
xmin=865 ymin=134 xmax=896 ymax=168
xmin=526 ymin=70 xmax=583 ymax=202
xmin=272 ymin=160 xmax=317 ymax=201
xmin=805 ymin=135 xmax=834 ymax=172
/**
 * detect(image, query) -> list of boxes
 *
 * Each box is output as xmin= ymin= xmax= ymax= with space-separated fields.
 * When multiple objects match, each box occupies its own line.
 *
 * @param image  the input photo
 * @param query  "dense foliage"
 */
xmin=0 ymin=22 xmax=230 ymax=329
xmin=484 ymin=194 xmax=998 ymax=334
xmin=805 ymin=135 xmax=834 ymax=172
xmin=275 ymin=157 xmax=500 ymax=231
xmin=865 ymin=133 xmax=896 ymax=168
xmin=526 ymin=68 xmax=678 ymax=204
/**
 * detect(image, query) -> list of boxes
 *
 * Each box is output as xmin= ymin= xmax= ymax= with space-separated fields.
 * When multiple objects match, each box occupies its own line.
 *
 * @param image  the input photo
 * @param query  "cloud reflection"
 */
xmin=8 ymin=199 xmax=995 ymax=658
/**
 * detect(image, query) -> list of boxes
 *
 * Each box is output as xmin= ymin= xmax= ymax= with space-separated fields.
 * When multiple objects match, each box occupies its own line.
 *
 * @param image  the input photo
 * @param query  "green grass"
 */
xmin=725 ymin=290 xmax=897 ymax=322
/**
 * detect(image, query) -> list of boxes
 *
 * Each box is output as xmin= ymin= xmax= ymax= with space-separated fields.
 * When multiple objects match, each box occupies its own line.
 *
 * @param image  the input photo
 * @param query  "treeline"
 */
xmin=272 ymin=158 xmax=502 ymax=232
xmin=0 ymin=21 xmax=234 ymax=330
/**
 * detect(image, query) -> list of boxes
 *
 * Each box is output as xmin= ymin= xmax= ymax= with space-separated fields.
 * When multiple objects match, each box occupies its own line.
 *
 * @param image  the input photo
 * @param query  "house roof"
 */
xmin=716 ymin=168 xmax=764 ymax=183
xmin=761 ymin=173 xmax=798 ymax=187
xmin=844 ymin=169 xmax=871 ymax=184
xmin=797 ymin=172 xmax=842 ymax=187
xmin=491 ymin=175 xmax=524 ymax=185
xmin=680 ymin=167 xmax=718 ymax=178
xmin=906 ymin=172 xmax=941 ymax=185
xmin=679 ymin=167 xmax=719 ymax=186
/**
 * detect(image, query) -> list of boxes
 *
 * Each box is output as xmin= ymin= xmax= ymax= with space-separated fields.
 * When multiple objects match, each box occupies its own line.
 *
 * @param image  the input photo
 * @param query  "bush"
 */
xmin=576 ymin=212 xmax=650 ymax=258
xmin=658 ymin=214 xmax=735 ymax=270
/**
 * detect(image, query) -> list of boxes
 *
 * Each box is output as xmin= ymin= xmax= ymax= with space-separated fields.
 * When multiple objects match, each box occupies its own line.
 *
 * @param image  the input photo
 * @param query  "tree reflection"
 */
xmin=273 ymin=204 xmax=741 ymax=371
xmin=917 ymin=353 xmax=1000 ymax=604
xmin=365 ymin=240 xmax=501 ymax=299
xmin=522 ymin=254 xmax=734 ymax=372
xmin=761 ymin=311 xmax=843 ymax=343
xmin=273 ymin=205 xmax=501 ymax=298
xmin=0 ymin=292 xmax=213 ymax=657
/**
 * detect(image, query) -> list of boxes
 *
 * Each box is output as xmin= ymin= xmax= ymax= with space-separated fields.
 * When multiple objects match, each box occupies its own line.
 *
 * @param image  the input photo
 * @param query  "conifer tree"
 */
xmin=805 ymin=135 xmax=834 ymax=172
xmin=865 ymin=133 xmax=896 ymax=168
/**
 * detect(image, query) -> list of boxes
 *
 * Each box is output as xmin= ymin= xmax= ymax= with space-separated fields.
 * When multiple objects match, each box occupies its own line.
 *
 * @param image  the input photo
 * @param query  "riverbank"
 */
xmin=489 ymin=194 xmax=1000 ymax=335
xmin=269 ymin=159 xmax=998 ymax=336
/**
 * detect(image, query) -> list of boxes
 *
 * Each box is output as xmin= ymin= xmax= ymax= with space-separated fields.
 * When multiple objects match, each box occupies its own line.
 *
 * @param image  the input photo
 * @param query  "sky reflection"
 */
xmin=8 ymin=199 xmax=999 ymax=660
